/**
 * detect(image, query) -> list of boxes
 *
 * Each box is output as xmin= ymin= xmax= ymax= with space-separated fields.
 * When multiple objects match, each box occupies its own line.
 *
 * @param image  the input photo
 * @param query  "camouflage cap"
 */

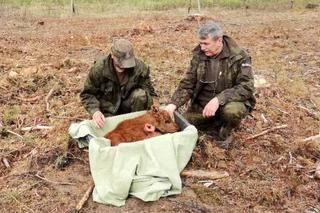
xmin=111 ymin=38 xmax=136 ymax=68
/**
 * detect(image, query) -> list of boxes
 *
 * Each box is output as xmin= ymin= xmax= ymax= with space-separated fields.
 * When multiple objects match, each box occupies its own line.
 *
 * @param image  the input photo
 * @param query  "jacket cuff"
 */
xmin=88 ymin=108 xmax=100 ymax=116
xmin=216 ymin=94 xmax=226 ymax=106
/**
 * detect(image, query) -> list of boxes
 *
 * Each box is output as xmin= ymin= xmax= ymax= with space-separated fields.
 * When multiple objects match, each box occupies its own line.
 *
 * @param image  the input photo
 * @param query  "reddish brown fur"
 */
xmin=105 ymin=106 xmax=179 ymax=146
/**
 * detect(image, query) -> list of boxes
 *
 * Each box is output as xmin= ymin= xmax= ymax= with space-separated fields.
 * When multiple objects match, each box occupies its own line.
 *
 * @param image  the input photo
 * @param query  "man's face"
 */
xmin=112 ymin=55 xmax=124 ymax=73
xmin=199 ymin=36 xmax=223 ymax=57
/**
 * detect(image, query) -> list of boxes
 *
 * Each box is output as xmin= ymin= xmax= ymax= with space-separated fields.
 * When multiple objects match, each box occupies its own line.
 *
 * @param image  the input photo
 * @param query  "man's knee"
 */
xmin=221 ymin=102 xmax=247 ymax=121
xmin=131 ymin=89 xmax=147 ymax=100
xmin=130 ymin=89 xmax=152 ymax=110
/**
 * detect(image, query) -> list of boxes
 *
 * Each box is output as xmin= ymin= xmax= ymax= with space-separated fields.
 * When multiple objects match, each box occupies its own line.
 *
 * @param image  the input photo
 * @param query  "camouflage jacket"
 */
xmin=171 ymin=35 xmax=256 ymax=110
xmin=80 ymin=54 xmax=156 ymax=115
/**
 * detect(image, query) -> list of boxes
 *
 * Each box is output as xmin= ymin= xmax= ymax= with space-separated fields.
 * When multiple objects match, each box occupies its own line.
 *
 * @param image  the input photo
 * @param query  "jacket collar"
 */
xmin=192 ymin=35 xmax=241 ymax=61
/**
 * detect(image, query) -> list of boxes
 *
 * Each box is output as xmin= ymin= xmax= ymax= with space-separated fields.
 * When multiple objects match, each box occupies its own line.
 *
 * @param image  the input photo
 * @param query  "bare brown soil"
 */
xmin=0 ymin=7 xmax=320 ymax=213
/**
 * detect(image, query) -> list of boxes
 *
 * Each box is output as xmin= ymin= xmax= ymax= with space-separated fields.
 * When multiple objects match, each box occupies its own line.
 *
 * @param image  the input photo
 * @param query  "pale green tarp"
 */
xmin=69 ymin=111 xmax=198 ymax=207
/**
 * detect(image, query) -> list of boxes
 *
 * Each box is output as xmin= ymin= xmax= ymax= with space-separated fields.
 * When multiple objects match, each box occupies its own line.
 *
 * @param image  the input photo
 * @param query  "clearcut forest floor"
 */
xmin=0 ymin=6 xmax=320 ymax=213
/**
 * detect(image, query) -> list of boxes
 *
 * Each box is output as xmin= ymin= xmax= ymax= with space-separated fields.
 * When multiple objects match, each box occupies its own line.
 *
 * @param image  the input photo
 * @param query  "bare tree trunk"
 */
xmin=243 ymin=0 xmax=248 ymax=16
xmin=70 ymin=0 xmax=75 ymax=16
xmin=188 ymin=0 xmax=192 ymax=14
xmin=290 ymin=0 xmax=294 ymax=9
xmin=197 ymin=0 xmax=201 ymax=13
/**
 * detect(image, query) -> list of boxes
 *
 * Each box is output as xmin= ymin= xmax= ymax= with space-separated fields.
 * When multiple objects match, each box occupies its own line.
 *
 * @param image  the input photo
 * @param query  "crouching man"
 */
xmin=165 ymin=21 xmax=256 ymax=149
xmin=80 ymin=38 xmax=157 ymax=128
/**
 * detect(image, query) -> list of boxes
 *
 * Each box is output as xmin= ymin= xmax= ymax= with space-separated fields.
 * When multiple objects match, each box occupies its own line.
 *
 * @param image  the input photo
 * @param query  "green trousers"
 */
xmin=184 ymin=101 xmax=248 ymax=136
xmin=117 ymin=88 xmax=153 ymax=115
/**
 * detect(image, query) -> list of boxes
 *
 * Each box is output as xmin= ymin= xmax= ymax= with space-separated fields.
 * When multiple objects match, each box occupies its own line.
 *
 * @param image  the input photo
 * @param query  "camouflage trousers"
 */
xmin=184 ymin=101 xmax=248 ymax=137
xmin=117 ymin=88 xmax=153 ymax=115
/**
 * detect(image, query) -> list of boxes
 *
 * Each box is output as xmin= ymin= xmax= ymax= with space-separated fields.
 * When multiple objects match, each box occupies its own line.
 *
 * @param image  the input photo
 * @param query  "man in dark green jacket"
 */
xmin=80 ymin=38 xmax=156 ymax=128
xmin=165 ymin=21 xmax=256 ymax=148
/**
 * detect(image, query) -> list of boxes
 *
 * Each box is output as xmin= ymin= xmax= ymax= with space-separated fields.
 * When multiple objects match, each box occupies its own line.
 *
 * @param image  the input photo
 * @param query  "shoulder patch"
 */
xmin=241 ymin=63 xmax=252 ymax=67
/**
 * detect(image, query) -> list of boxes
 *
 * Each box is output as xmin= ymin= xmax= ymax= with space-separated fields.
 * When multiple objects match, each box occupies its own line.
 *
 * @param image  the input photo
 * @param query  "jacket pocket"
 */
xmin=102 ymin=81 xmax=113 ymax=96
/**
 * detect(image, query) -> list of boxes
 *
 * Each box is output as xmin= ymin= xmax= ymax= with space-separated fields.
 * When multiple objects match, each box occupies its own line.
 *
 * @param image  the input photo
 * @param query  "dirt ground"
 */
xmin=0 ymin=6 xmax=320 ymax=213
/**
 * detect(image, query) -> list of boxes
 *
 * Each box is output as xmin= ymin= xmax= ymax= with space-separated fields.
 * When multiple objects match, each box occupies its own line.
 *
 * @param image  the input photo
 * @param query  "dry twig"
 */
xmin=75 ymin=182 xmax=94 ymax=211
xmin=48 ymin=114 xmax=86 ymax=121
xmin=35 ymin=172 xmax=76 ymax=185
xmin=6 ymin=129 xmax=24 ymax=139
xmin=260 ymin=113 xmax=268 ymax=124
xmin=288 ymin=152 xmax=294 ymax=165
xmin=271 ymin=106 xmax=289 ymax=115
xmin=303 ymin=133 xmax=320 ymax=142
xmin=181 ymin=169 xmax=229 ymax=180
xmin=21 ymin=125 xmax=53 ymax=131
xmin=2 ymin=157 xmax=11 ymax=168
xmin=15 ymin=95 xmax=42 ymax=102
xmin=245 ymin=124 xmax=288 ymax=140
xmin=297 ymin=105 xmax=319 ymax=119
xmin=23 ymin=148 xmax=38 ymax=159
xmin=45 ymin=86 xmax=56 ymax=112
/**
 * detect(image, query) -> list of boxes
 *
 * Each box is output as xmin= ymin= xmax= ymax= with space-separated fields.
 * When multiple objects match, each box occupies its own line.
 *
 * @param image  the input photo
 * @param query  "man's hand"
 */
xmin=92 ymin=111 xmax=105 ymax=128
xmin=164 ymin=104 xmax=177 ymax=118
xmin=202 ymin=97 xmax=220 ymax=118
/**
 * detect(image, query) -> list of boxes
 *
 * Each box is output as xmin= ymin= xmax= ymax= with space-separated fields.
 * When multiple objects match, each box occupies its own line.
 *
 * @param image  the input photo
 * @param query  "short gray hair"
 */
xmin=198 ymin=21 xmax=223 ymax=40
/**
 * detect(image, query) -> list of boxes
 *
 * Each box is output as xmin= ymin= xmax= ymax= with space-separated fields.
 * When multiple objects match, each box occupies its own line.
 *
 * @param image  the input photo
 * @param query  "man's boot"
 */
xmin=212 ymin=101 xmax=247 ymax=149
xmin=213 ymin=124 xmax=234 ymax=149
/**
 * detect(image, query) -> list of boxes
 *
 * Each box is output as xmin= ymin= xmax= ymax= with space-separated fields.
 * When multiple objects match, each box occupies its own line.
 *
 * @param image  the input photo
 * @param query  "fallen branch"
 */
xmin=48 ymin=115 xmax=86 ymax=121
xmin=23 ymin=148 xmax=38 ymax=159
xmin=303 ymin=133 xmax=320 ymax=142
xmin=15 ymin=95 xmax=42 ymax=102
xmin=260 ymin=113 xmax=268 ymax=124
xmin=297 ymin=105 xmax=319 ymax=119
xmin=271 ymin=106 xmax=289 ymax=115
xmin=35 ymin=172 xmax=76 ymax=185
xmin=45 ymin=86 xmax=55 ymax=112
xmin=288 ymin=152 xmax=294 ymax=165
xmin=2 ymin=157 xmax=11 ymax=168
xmin=75 ymin=182 xmax=94 ymax=211
xmin=245 ymin=124 xmax=288 ymax=140
xmin=197 ymin=180 xmax=214 ymax=187
xmin=181 ymin=169 xmax=229 ymax=180
xmin=309 ymin=99 xmax=318 ymax=109
xmin=6 ymin=129 xmax=23 ymax=139
xmin=21 ymin=125 xmax=53 ymax=131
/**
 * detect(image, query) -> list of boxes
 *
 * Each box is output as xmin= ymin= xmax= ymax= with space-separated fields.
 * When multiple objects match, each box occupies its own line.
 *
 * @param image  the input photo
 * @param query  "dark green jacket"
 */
xmin=171 ymin=35 xmax=256 ymax=110
xmin=80 ymin=54 xmax=156 ymax=115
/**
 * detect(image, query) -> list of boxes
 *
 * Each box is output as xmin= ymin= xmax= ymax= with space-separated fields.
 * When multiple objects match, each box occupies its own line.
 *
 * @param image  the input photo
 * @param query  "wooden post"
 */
xmin=70 ymin=0 xmax=75 ymax=16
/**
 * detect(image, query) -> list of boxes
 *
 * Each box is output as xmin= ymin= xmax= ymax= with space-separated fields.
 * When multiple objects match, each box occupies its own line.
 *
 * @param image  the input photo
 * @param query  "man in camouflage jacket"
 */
xmin=165 ymin=22 xmax=256 ymax=148
xmin=80 ymin=38 xmax=156 ymax=128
